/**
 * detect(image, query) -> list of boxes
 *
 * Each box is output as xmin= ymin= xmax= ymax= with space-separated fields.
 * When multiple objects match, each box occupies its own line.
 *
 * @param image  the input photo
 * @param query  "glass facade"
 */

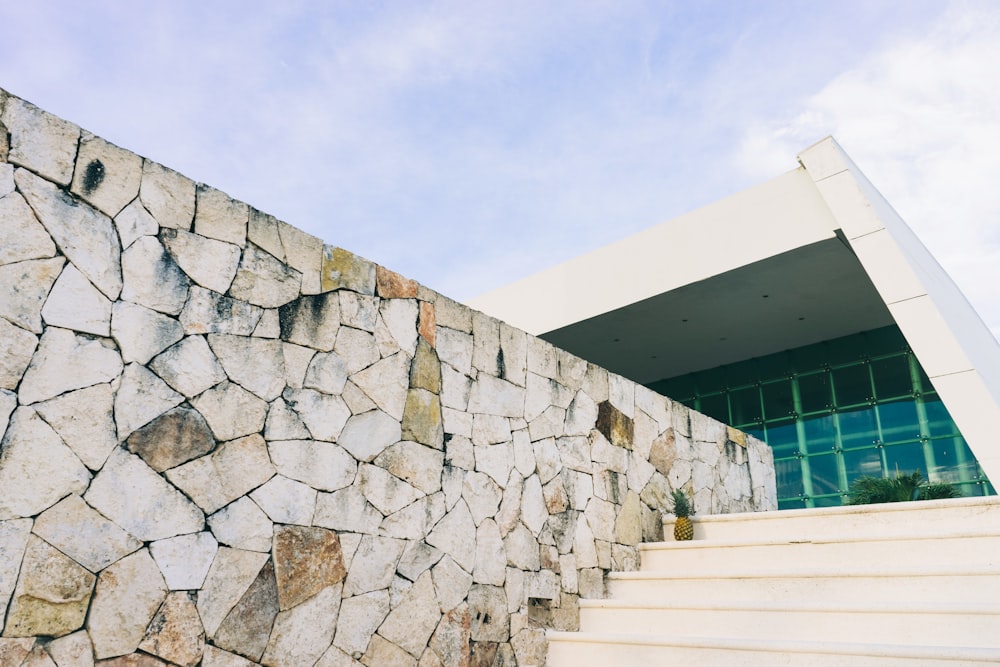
xmin=648 ymin=326 xmax=995 ymax=509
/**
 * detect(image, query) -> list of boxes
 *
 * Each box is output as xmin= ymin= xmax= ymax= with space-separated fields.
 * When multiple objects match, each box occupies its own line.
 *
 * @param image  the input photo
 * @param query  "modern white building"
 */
xmin=472 ymin=137 xmax=1000 ymax=508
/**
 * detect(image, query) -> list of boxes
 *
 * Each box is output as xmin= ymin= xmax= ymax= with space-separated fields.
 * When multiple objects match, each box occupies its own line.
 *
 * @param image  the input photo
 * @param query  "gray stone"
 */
xmin=20 ymin=327 xmax=122 ymax=406
xmin=473 ymin=519 xmax=506 ymax=586
xmin=196 ymin=546 xmax=269 ymax=636
xmin=213 ymin=559 xmax=278 ymax=662
xmin=335 ymin=326 xmax=380 ymax=375
xmin=359 ymin=463 xmax=423 ymax=516
xmin=426 ymin=499 xmax=476 ymax=573
xmin=33 ymin=494 xmax=142 ymax=572
xmin=573 ymin=516 xmax=598 ymax=569
xmin=140 ymin=160 xmax=195 ymax=230
xmin=180 ymin=286 xmax=262 ymax=335
xmin=318 ymin=645 xmax=366 ymax=667
xmin=339 ymin=409 xmax=402 ymax=462
xmin=379 ymin=493 xmax=446 ymax=540
xmin=115 ymin=363 xmax=184 ymax=439
xmin=282 ymin=387 xmax=351 ymax=441
xmin=303 ymin=351 xmax=349 ymax=394
xmin=3 ymin=96 xmax=79 ymax=185
xmin=444 ymin=434 xmax=475 ymax=470
xmin=71 ymin=132 xmax=143 ymax=217
xmin=339 ymin=291 xmax=378 ymax=331
xmin=149 ymin=335 xmax=226 ymax=399
xmin=333 ymin=590 xmax=390 ymax=657
xmin=34 ymin=383 xmax=116 ymax=470
xmin=379 ymin=571 xmax=442 ymax=658
xmin=313 ymin=486 xmax=382 ymax=534
xmin=149 ymin=532 xmax=218 ymax=590
xmin=468 ymin=584 xmax=509 ymax=642
xmin=267 ymin=439 xmax=357 ymax=491
xmin=431 ymin=555 xmax=473 ymax=614
xmin=373 ymin=441 xmax=443 ymax=494
xmin=192 ymin=381 xmax=268 ymax=441
xmin=202 ymin=645 xmax=260 ymax=667
xmin=342 ymin=380 xmax=377 ymax=414
xmin=120 ymin=236 xmax=190 ymax=315
xmin=111 ymin=301 xmax=184 ymax=364
xmin=440 ymin=364 xmax=472 ymax=411
xmin=137 ymin=591 xmax=206 ymax=667
xmin=471 ymin=414 xmax=511 ymax=446
xmin=278 ymin=293 xmax=340 ymax=351
xmin=255 ymin=585 xmax=339 ymax=667
xmin=436 ymin=328 xmax=473 ymax=375
xmin=0 ymin=389 xmax=13 ymax=436
xmin=504 ymin=522 xmax=539 ymax=571
xmin=0 ymin=191 xmax=55 ymax=265
xmin=0 ymin=162 xmax=10 ymax=196
xmin=161 ymin=228 xmax=241 ymax=294
xmin=468 ymin=375 xmax=525 ymax=418
xmin=4 ymin=535 xmax=95 ymax=638
xmin=208 ymin=334 xmax=285 ymax=401
xmin=16 ymin=169 xmax=122 ymax=299
xmin=0 ymin=407 xmax=90 ymax=520
xmin=0 ymin=318 xmax=36 ymax=391
xmin=0 ymin=256 xmax=64 ymax=333
xmin=41 ymin=263 xmax=112 ymax=335
xmin=281 ymin=343 xmax=315 ymax=388
xmin=166 ymin=434 xmax=275 ymax=514
xmin=0 ymin=518 xmax=32 ymax=628
xmin=85 ymin=447 xmax=204 ymax=541
xmin=343 ymin=535 xmax=405 ymax=596
xmin=114 ymin=200 xmax=159 ymax=250
xmin=88 ymin=548 xmax=168 ymax=659
xmin=126 ymin=406 xmax=215 ymax=472
xmin=379 ymin=298 xmax=419 ymax=356
xmin=496 ymin=472 xmax=524 ymax=536
xmin=194 ymin=185 xmax=248 ymax=246
xmin=351 ymin=352 xmax=410 ymax=421
xmin=397 ymin=541 xmax=443 ymax=582
xmin=264 ymin=397 xmax=310 ymax=440
xmin=250 ymin=475 xmax=317 ymax=525
xmin=207 ymin=497 xmax=273 ymax=552
xmin=462 ymin=471 xmax=502 ymax=526
xmin=279 ymin=222 xmax=323 ymax=294
xmin=253 ymin=308 xmax=280 ymax=338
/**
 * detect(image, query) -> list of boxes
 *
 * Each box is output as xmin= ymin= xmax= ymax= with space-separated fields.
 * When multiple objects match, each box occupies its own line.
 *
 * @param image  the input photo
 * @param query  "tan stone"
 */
xmin=649 ymin=428 xmax=676 ymax=477
xmin=272 ymin=525 xmax=346 ymax=611
xmin=213 ymin=559 xmax=278 ymax=662
xmin=419 ymin=301 xmax=436 ymax=347
xmin=194 ymin=184 xmax=248 ymax=246
xmin=322 ymin=246 xmax=375 ymax=295
xmin=429 ymin=605 xmax=471 ymax=667
xmin=614 ymin=491 xmax=643 ymax=546
xmin=45 ymin=630 xmax=94 ymax=667
xmin=4 ymin=536 xmax=95 ymax=637
xmin=201 ymin=645 xmax=259 ymax=667
xmin=138 ymin=592 xmax=205 ymax=667
xmin=196 ymin=547 xmax=269 ymax=637
xmin=88 ymin=549 xmax=168 ymax=659
xmin=71 ymin=131 xmax=143 ymax=218
xmin=376 ymin=265 xmax=418 ymax=298
xmin=402 ymin=389 xmax=444 ymax=448
xmin=261 ymin=583 xmax=342 ymax=666
xmin=0 ymin=638 xmax=34 ymax=666
xmin=94 ymin=653 xmax=170 ymax=666
xmin=410 ymin=338 xmax=441 ymax=393
xmin=361 ymin=635 xmax=416 ymax=667
xmin=595 ymin=400 xmax=634 ymax=449
xmin=140 ymin=160 xmax=195 ymax=230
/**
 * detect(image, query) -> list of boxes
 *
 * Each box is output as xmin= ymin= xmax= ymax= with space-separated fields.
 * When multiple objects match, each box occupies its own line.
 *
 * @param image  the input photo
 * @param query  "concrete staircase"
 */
xmin=547 ymin=496 xmax=1000 ymax=665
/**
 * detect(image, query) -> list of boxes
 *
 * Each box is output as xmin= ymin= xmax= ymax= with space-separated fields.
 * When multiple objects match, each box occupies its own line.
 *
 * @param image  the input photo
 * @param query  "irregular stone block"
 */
xmin=429 ymin=604 xmax=471 ymax=667
xmin=339 ymin=409 xmax=402 ymax=462
xmin=264 ymin=397 xmax=310 ymax=440
xmin=41 ymin=263 xmax=112 ymax=336
xmin=282 ymin=387 xmax=351 ymax=441
xmin=166 ymin=434 xmax=275 ymax=514
xmin=468 ymin=584 xmax=509 ymax=642
xmin=267 ymin=439 xmax=357 ymax=492
xmin=114 ymin=200 xmax=159 ymax=251
xmin=19 ymin=326 xmax=122 ymax=405
xmin=114 ymin=363 xmax=184 ymax=439
xmin=161 ymin=228 xmax=240 ymax=294
xmin=397 ymin=541 xmax=443 ymax=582
xmin=202 ymin=645 xmax=259 ymax=667
xmin=473 ymin=520 xmax=505 ymax=586
xmin=180 ymin=286 xmax=262 ymax=335
xmin=281 ymin=343 xmax=315 ymax=388
xmin=0 ymin=407 xmax=91 ymax=520
xmin=360 ymin=634 xmax=416 ymax=667
xmin=85 ymin=447 xmax=204 ymax=542
xmin=207 ymin=497 xmax=273 ymax=553
xmin=212 ymin=559 xmax=278 ymax=662
xmin=272 ymin=525 xmax=347 ymax=611
xmin=0 ymin=191 xmax=56 ymax=265
xmin=71 ymin=132 xmax=142 ymax=217
xmin=16 ymin=169 xmax=122 ymax=299
xmin=335 ymin=326 xmax=380 ymax=374
xmin=402 ymin=388 xmax=444 ymax=448
xmin=149 ymin=335 xmax=226 ymax=399
xmin=0 ymin=256 xmax=64 ymax=333
xmin=475 ymin=442 xmax=513 ymax=489
xmin=278 ymin=293 xmax=340 ymax=351
xmin=419 ymin=301 xmax=436 ymax=347
xmin=247 ymin=209 xmax=284 ymax=261
xmin=45 ymin=630 xmax=95 ymax=667
xmin=332 ymin=590 xmax=390 ymax=657
xmin=88 ymin=549 xmax=168 ymax=659
xmin=322 ymin=246 xmax=375 ymax=295
xmin=3 ymin=96 xmax=79 ymax=185
xmin=373 ymin=440 xmax=444 ymax=494
xmin=137 ymin=591 xmax=205 ymax=667
xmin=194 ymin=184 xmax=248 ymax=246
xmin=0 ymin=318 xmax=37 ymax=391
xmin=197 ymin=547 xmax=270 ymax=637
xmin=303 ymin=351 xmax=349 ymax=395
xmin=379 ymin=571 xmax=442 ymax=657
xmin=351 ymin=352 xmax=409 ymax=420
xmin=0 ymin=638 xmax=34 ymax=666
xmin=261 ymin=583 xmax=342 ymax=666
xmin=426 ymin=500 xmax=476 ymax=574
xmin=4 ymin=536 xmax=95 ymax=638
xmin=140 ymin=160 xmax=195 ymax=230
xmin=120 ymin=236 xmax=190 ymax=315
xmin=379 ymin=493 xmax=446 ymax=540
xmin=33 ymin=494 xmax=142 ymax=573
xmin=126 ymin=406 xmax=215 ymax=472
xmin=339 ymin=292 xmax=378 ymax=332
xmin=250 ymin=475 xmax=317 ymax=525
xmin=342 ymin=535 xmax=405 ymax=596
xmin=277 ymin=221 xmax=323 ymax=294
xmin=228 ymin=244 xmax=301 ymax=308
xmin=376 ymin=265 xmax=418 ymax=298
xmin=437 ymin=328 xmax=473 ymax=375
xmin=253 ymin=309 xmax=280 ymax=338
xmin=0 ymin=518 xmax=32 ymax=624
xmin=472 ymin=414 xmax=511 ymax=447
xmin=191 ymin=381 xmax=268 ymax=441
xmin=312 ymin=486 xmax=382 ymax=534
xmin=149 ymin=532 xmax=218 ymax=590
xmin=358 ymin=463 xmax=423 ymax=516
xmin=410 ymin=337 xmax=441 ymax=393
xmin=111 ymin=301 xmax=184 ymax=364
xmin=503 ymin=523 xmax=540 ymax=571
xmin=208 ymin=334 xmax=285 ymax=401
xmin=31 ymin=383 xmax=114 ymax=470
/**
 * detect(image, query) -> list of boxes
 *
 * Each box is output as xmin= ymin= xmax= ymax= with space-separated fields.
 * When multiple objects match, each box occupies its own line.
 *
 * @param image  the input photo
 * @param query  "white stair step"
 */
xmin=607 ymin=569 xmax=1000 ymax=605
xmin=578 ymin=599 xmax=1000 ymax=648
xmin=638 ymin=533 xmax=1000 ymax=572
xmin=664 ymin=496 xmax=1000 ymax=542
xmin=546 ymin=631 xmax=1000 ymax=666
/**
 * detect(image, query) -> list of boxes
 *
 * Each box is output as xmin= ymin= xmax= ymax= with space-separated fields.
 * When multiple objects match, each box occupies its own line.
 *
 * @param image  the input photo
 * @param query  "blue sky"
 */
xmin=3 ymin=1 xmax=999 ymax=335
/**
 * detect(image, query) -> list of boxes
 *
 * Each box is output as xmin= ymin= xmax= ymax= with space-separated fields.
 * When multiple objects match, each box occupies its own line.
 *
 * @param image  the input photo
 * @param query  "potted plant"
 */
xmin=846 ymin=470 xmax=959 ymax=505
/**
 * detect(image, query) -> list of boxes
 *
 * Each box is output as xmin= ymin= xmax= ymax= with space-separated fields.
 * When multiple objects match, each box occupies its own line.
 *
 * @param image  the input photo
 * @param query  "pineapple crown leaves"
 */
xmin=669 ymin=488 xmax=693 ymax=518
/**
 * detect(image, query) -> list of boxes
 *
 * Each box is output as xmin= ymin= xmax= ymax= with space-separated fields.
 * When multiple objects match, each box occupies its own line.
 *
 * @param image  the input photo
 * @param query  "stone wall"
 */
xmin=0 ymin=87 xmax=776 ymax=667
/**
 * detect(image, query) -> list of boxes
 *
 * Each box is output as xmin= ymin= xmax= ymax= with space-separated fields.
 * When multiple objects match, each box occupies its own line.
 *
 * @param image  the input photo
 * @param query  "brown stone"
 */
xmin=126 ymin=406 xmax=216 ymax=472
xmin=138 ymin=592 xmax=205 ymax=667
xmin=4 ymin=536 xmax=95 ymax=638
xmin=542 ymin=478 xmax=569 ymax=514
xmin=419 ymin=302 xmax=436 ymax=347
xmin=728 ymin=426 xmax=747 ymax=447
xmin=272 ymin=525 xmax=346 ymax=610
xmin=322 ymin=246 xmax=376 ymax=295
xmin=430 ymin=605 xmax=471 ymax=667
xmin=468 ymin=642 xmax=497 ymax=667
xmin=402 ymin=389 xmax=444 ymax=448
xmin=648 ymin=429 xmax=676 ymax=476
xmin=376 ymin=265 xmax=418 ymax=299
xmin=410 ymin=338 xmax=441 ymax=393
xmin=595 ymin=401 xmax=634 ymax=449
xmin=213 ymin=559 xmax=279 ymax=661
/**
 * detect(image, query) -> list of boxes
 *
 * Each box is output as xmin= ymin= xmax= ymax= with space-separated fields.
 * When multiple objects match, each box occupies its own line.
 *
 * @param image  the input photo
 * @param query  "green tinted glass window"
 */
xmin=776 ymin=458 xmax=804 ymax=498
xmin=762 ymin=380 xmax=795 ymax=420
xmin=765 ymin=420 xmax=799 ymax=458
xmin=802 ymin=415 xmax=836 ymax=453
xmin=808 ymin=453 xmax=841 ymax=496
xmin=798 ymin=372 xmax=832 ymax=414
xmin=729 ymin=386 xmax=762 ymax=426
xmin=877 ymin=400 xmax=921 ymax=445
xmin=837 ymin=408 xmax=878 ymax=448
xmin=923 ymin=399 xmax=960 ymax=438
xmin=833 ymin=364 xmax=872 ymax=406
xmin=883 ymin=441 xmax=927 ymax=476
xmin=871 ymin=356 xmax=913 ymax=400
xmin=842 ymin=447 xmax=883 ymax=483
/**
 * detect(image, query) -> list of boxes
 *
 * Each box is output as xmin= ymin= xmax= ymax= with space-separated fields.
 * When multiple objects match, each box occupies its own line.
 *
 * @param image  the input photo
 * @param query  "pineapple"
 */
xmin=670 ymin=489 xmax=694 ymax=541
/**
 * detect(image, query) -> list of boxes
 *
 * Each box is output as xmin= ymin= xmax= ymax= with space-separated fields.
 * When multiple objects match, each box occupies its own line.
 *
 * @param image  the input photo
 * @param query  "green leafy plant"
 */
xmin=846 ymin=470 xmax=959 ymax=505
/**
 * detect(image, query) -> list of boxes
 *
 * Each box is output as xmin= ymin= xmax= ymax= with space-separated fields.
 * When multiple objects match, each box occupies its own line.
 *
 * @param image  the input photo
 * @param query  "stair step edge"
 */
xmin=611 ymin=565 xmax=1000 ymax=580
xmin=578 ymin=599 xmax=1000 ymax=615
xmin=642 ymin=531 xmax=1000 ymax=550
